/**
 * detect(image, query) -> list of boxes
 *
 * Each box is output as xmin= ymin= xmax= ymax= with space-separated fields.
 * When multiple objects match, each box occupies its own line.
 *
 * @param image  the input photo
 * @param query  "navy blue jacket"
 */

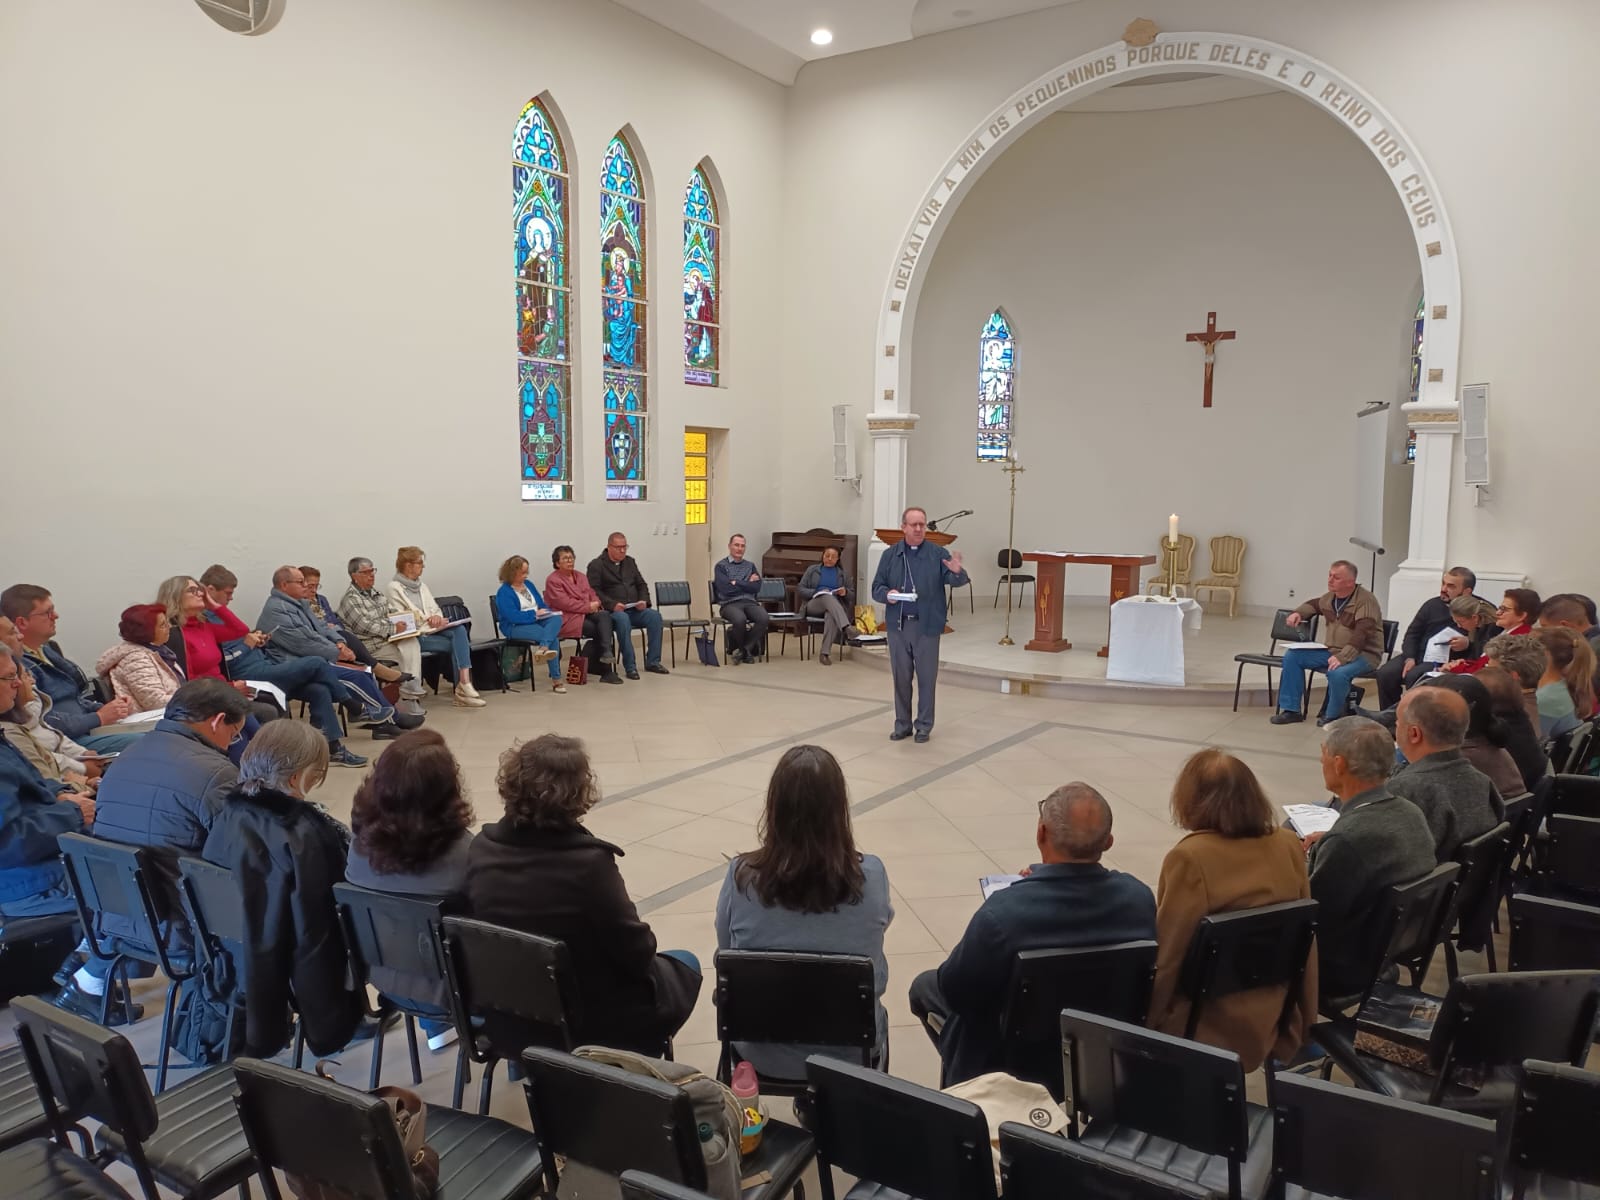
xmin=0 ymin=738 xmax=84 ymax=905
xmin=712 ymin=557 xmax=761 ymax=605
xmin=934 ymin=862 xmax=1156 ymax=1085
xmin=871 ymin=540 xmax=970 ymax=632
xmin=24 ymin=642 xmax=105 ymax=741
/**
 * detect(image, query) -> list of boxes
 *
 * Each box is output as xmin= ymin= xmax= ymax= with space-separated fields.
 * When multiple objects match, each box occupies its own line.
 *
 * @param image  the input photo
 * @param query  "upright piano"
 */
xmin=760 ymin=528 xmax=861 ymax=603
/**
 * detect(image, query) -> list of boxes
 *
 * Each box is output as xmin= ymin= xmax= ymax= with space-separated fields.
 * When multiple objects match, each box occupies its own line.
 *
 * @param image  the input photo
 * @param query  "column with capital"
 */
xmin=1388 ymin=404 xmax=1460 ymax=620
xmin=866 ymin=412 xmax=920 ymax=588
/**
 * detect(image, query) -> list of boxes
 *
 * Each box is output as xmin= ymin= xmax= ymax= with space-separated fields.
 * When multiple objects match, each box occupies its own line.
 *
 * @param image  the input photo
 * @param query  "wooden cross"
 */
xmin=1184 ymin=311 xmax=1236 ymax=408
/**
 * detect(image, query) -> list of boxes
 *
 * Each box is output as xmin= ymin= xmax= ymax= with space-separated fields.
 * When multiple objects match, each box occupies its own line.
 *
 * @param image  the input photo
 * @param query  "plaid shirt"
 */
xmin=337 ymin=584 xmax=393 ymax=653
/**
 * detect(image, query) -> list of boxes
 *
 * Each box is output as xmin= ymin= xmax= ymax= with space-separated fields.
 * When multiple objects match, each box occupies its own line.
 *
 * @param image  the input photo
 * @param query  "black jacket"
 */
xmin=586 ymin=553 xmax=652 ymax=610
xmin=465 ymin=821 xmax=697 ymax=1051
xmin=1399 ymin=596 xmax=1455 ymax=662
xmin=202 ymin=785 xmax=361 ymax=1057
xmin=934 ymin=862 xmax=1156 ymax=1086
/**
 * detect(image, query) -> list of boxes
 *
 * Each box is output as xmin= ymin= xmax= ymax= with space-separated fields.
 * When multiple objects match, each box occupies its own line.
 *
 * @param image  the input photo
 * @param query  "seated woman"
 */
xmin=1447 ymin=588 xmax=1540 ymax=676
xmin=465 ymin=733 xmax=701 ymax=1052
xmin=1420 ymin=674 xmax=1527 ymax=797
xmin=716 ymin=745 xmax=892 ymax=1078
xmin=797 ymin=547 xmax=853 ymax=667
xmin=543 ymin=544 xmax=625 ymax=685
xmin=158 ymin=575 xmax=281 ymax=728
xmin=1477 ymin=666 xmax=1550 ymax=791
xmin=1534 ymin=626 xmax=1596 ymax=738
xmin=494 ymin=555 xmax=565 ymax=693
xmin=97 ymin=604 xmax=185 ymax=712
xmin=347 ymin=728 xmax=474 ymax=1051
xmin=1149 ymin=748 xmax=1317 ymax=1071
xmin=387 ymin=547 xmax=487 ymax=708
xmin=0 ymin=616 xmax=96 ymax=787
xmin=201 ymin=720 xmax=362 ymax=1058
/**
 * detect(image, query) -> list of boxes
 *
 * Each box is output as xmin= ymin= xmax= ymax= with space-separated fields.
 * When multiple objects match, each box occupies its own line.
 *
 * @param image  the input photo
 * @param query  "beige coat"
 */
xmin=1149 ymin=827 xmax=1319 ymax=1071
xmin=95 ymin=643 xmax=184 ymax=711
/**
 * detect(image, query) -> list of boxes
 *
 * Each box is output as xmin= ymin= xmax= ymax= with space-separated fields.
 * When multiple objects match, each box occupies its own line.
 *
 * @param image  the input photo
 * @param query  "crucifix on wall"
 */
xmin=1184 ymin=311 xmax=1237 ymax=408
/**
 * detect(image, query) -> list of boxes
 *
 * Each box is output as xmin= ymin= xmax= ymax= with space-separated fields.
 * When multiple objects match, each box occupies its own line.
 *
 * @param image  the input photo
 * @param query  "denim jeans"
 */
xmin=234 ymin=652 xmax=356 ymax=744
xmin=1277 ymin=647 xmax=1376 ymax=719
xmin=503 ymin=614 xmax=564 ymax=678
xmin=0 ymin=880 xmax=76 ymax=920
xmin=419 ymin=625 xmax=471 ymax=674
xmin=610 ymin=606 xmax=663 ymax=669
xmin=76 ymin=729 xmax=144 ymax=754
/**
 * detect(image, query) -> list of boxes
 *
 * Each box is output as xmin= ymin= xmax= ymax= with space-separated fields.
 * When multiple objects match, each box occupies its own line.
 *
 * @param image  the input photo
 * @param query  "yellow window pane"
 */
xmin=685 ymin=479 xmax=706 ymax=502
xmin=685 ymin=501 xmax=707 ymax=525
xmin=683 ymin=455 xmax=707 ymax=478
xmin=684 ymin=431 xmax=707 ymax=454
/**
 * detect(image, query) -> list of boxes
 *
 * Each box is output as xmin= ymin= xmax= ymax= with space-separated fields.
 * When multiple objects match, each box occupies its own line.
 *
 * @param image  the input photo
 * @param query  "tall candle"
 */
xmin=1169 ymin=513 xmax=1180 ymax=544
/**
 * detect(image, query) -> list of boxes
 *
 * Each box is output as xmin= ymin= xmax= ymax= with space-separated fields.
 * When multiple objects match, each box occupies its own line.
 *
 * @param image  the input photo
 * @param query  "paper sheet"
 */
xmin=980 ymin=873 xmax=1023 ymax=899
xmin=1283 ymin=803 xmax=1340 ymax=838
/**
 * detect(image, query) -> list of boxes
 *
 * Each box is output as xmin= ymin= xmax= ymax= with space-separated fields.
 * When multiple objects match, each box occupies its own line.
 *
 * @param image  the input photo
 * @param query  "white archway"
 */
xmin=869 ymin=29 xmax=1461 ymax=619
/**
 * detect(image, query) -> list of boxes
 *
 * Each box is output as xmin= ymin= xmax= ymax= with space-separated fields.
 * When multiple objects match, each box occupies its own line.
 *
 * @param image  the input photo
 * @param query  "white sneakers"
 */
xmin=453 ymin=681 xmax=487 ymax=708
xmin=532 ymin=647 xmax=559 ymax=664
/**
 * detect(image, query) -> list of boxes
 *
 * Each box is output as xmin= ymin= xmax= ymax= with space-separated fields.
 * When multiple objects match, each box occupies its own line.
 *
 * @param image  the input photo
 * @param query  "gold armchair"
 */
xmin=1144 ymin=532 xmax=1196 ymax=596
xmin=1193 ymin=535 xmax=1246 ymax=617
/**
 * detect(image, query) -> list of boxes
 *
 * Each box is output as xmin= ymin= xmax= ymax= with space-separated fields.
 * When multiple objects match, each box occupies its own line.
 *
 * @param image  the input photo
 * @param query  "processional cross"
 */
xmin=1184 ymin=311 xmax=1236 ymax=408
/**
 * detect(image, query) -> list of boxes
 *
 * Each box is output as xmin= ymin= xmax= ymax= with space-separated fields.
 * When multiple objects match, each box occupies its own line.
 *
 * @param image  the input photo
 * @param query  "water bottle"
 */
xmin=730 ymin=1060 xmax=766 ymax=1152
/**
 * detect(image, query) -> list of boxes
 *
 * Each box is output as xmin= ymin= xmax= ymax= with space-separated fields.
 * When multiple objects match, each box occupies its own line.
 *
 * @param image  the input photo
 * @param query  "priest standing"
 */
xmin=872 ymin=507 xmax=970 ymax=744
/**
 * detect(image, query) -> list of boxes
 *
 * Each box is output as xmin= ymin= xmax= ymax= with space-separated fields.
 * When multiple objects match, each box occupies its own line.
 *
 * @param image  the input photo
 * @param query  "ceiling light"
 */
xmin=810 ymin=28 xmax=833 ymax=46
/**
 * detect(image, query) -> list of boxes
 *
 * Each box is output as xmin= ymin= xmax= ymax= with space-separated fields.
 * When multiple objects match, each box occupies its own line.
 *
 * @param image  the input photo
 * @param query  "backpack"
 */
xmin=171 ymin=952 xmax=244 ymax=1066
xmin=573 ymin=1045 xmax=742 ymax=1199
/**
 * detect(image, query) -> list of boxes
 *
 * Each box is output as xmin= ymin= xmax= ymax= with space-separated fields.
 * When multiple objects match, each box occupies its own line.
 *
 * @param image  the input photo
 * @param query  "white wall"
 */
xmin=779 ymin=0 xmax=1600 ymax=604
xmin=905 ymin=94 xmax=1416 ymax=609
xmin=0 ymin=0 xmax=786 ymax=659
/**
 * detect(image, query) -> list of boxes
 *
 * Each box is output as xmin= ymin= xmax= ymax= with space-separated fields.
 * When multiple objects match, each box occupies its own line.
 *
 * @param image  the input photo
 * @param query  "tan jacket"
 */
xmin=1296 ymin=586 xmax=1384 ymax=666
xmin=1149 ymin=827 xmax=1319 ymax=1072
xmin=95 ymin=643 xmax=184 ymax=711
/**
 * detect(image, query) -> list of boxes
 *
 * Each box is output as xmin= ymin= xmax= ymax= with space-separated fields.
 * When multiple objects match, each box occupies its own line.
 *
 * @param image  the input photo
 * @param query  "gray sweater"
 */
xmin=715 ymin=854 xmax=892 ymax=1079
xmin=1388 ymin=749 xmax=1504 ymax=861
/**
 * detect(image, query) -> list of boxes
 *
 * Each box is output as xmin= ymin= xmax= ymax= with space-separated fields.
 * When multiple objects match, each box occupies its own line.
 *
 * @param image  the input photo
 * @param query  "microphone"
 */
xmin=926 ymin=509 xmax=974 ymax=532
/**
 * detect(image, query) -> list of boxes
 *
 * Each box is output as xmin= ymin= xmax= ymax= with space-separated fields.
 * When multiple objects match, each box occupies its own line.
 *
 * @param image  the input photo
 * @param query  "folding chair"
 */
xmin=1506 ymin=1060 xmax=1600 ymax=1199
xmin=1232 ymin=610 xmax=1319 ymax=712
xmin=713 ymin=950 xmax=878 ymax=1096
xmin=1442 ymin=821 xmax=1512 ymax=978
xmin=0 ymin=1139 xmax=134 ymax=1200
xmin=487 ymin=595 xmax=539 ymax=693
xmin=1508 ymin=893 xmax=1600 ymax=971
xmin=1316 ymin=862 xmax=1459 ymax=1021
xmin=654 ymin=581 xmax=711 ymax=668
xmin=1173 ymin=899 xmax=1318 ymax=1047
xmin=999 ymin=1123 xmax=1212 ymax=1199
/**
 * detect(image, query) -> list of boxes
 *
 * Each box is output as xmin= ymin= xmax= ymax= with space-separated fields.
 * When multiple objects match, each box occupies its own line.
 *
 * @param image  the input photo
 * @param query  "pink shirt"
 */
xmin=543 ymin=570 xmax=598 ymax=639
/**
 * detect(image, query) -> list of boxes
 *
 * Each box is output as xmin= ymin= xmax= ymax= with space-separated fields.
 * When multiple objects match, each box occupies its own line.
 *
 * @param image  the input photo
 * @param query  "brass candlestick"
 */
xmin=1000 ymin=456 xmax=1026 ymax=645
xmin=1159 ymin=537 xmax=1182 ymax=597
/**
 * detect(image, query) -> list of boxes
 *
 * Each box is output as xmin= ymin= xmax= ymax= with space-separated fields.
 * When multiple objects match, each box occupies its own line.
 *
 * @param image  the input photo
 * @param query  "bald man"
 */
xmin=1391 ymin=687 xmax=1504 ymax=860
xmin=908 ymin=782 xmax=1156 ymax=1086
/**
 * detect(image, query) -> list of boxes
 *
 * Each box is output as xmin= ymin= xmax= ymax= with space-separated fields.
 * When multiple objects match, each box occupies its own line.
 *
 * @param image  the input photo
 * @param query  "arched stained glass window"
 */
xmin=514 ymin=98 xmax=572 ymax=501
xmin=683 ymin=164 xmax=720 ymax=386
xmin=977 ymin=308 xmax=1016 ymax=461
xmin=601 ymin=133 xmax=648 ymax=500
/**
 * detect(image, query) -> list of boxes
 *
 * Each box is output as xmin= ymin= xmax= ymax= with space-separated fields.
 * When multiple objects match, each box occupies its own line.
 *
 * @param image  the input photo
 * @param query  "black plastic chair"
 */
xmin=439 ymin=916 xmax=581 ymax=1113
xmin=805 ymin=1054 xmax=996 ymax=1200
xmin=713 ymin=950 xmax=878 ymax=1096
xmin=1506 ymin=1060 xmax=1600 ymax=1199
xmin=1342 ymin=619 xmax=1402 ymax=714
xmin=522 ymin=1046 xmax=814 ymax=1199
xmin=1548 ymin=773 xmax=1600 ymax=819
xmin=486 ymin=594 xmax=540 ymax=693
xmin=1232 ymin=610 xmax=1319 ymax=712
xmin=1443 ymin=821 xmax=1512 ymax=979
xmin=655 ymin=580 xmax=712 ymax=668
xmin=1060 ymin=1009 xmax=1271 ymax=1200
xmin=56 ymin=833 xmax=194 ymax=1090
xmin=1318 ymin=971 xmax=1600 ymax=1116
xmin=429 ymin=596 xmax=505 ymax=694
xmin=993 ymin=548 xmax=1035 ymax=609
xmin=332 ymin=883 xmax=458 ymax=1090
xmin=999 ymin=940 xmax=1158 ymax=1101
xmin=232 ymin=1056 xmax=543 ymax=1200
xmin=0 ymin=1042 xmax=89 ymax=1157
xmin=1174 ymin=898 xmax=1319 ymax=1043
xmin=0 ymin=911 xmax=79 ymax=1004
xmin=758 ymin=577 xmax=805 ymax=659
xmin=1530 ymin=814 xmax=1600 ymax=903
xmin=1270 ymin=1071 xmax=1497 ymax=1200
xmin=999 ymin=1123 xmax=1210 ymax=1199
xmin=621 ymin=1172 xmax=719 ymax=1200
xmin=178 ymin=857 xmax=304 ymax=1070
xmin=1508 ymin=893 xmax=1600 ymax=971
xmin=0 ymin=1139 xmax=135 ymax=1200
xmin=10 ymin=994 xmax=253 ymax=1200
xmin=1549 ymin=721 xmax=1597 ymax=776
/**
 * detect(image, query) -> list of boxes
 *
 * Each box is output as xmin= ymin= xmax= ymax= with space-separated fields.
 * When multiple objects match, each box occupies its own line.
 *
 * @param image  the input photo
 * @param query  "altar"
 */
xmin=1019 ymin=551 xmax=1158 ymax=655
xmin=1106 ymin=595 xmax=1203 ymax=686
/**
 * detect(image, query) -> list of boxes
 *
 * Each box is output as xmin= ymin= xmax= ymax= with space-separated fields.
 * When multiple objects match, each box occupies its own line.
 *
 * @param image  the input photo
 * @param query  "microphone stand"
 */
xmin=999 ymin=461 xmax=1024 ymax=645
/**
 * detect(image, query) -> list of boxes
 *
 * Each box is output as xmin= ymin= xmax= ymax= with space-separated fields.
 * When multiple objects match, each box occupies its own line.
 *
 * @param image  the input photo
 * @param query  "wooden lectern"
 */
xmin=876 ymin=528 xmax=958 ymax=633
xmin=1020 ymin=552 xmax=1158 ymax=655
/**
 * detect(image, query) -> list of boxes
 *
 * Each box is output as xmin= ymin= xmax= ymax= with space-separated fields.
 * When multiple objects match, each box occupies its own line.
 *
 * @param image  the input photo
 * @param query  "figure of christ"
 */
xmin=683 ymin=268 xmax=714 ymax=365
xmin=603 ymin=243 xmax=639 ymax=369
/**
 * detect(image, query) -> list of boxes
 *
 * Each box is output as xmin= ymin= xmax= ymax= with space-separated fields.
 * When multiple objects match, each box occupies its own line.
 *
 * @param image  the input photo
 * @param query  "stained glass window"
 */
xmin=601 ymin=133 xmax=648 ymax=500
xmin=683 ymin=165 xmax=720 ymax=386
xmin=684 ymin=431 xmax=708 ymax=525
xmin=1405 ymin=294 xmax=1424 ymax=465
xmin=514 ymin=98 xmax=572 ymax=500
xmin=977 ymin=308 xmax=1016 ymax=461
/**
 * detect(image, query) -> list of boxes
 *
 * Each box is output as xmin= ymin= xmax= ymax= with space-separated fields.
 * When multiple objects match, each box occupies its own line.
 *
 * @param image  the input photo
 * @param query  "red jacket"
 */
xmin=543 ymin=570 xmax=598 ymax=639
xmin=180 ymin=607 xmax=252 ymax=680
xmin=1446 ymin=622 xmax=1531 ymax=675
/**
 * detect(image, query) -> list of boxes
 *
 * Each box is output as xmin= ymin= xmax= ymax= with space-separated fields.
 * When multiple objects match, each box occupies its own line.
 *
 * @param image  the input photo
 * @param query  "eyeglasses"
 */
xmin=27 ymin=609 xmax=58 ymax=621
xmin=184 ymin=586 xmax=205 ymax=596
xmin=610 ymin=543 xmax=629 ymax=551
xmin=0 ymin=672 xmax=20 ymax=684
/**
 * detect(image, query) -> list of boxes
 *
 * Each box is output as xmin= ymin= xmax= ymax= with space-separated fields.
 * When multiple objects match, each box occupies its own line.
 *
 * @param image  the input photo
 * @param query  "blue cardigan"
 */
xmin=495 ymin=581 xmax=554 ymax=633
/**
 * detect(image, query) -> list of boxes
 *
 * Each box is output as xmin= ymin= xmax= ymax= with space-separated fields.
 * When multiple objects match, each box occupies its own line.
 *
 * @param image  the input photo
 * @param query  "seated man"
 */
xmin=1 ymin=584 xmax=143 ymax=753
xmin=713 ymin=534 xmax=768 ymax=664
xmin=907 ymin=783 xmax=1156 ymax=1087
xmin=1270 ymin=560 xmax=1384 ymax=727
xmin=0 ymin=644 xmax=95 ymax=921
xmin=257 ymin=566 xmax=415 ymax=737
xmin=53 ymin=679 xmax=246 ymax=1021
xmin=1375 ymin=567 xmax=1476 ymax=709
xmin=1391 ymin=686 xmax=1504 ymax=861
xmin=1305 ymin=717 xmax=1437 ymax=1004
xmin=337 ymin=557 xmax=428 ymax=717
xmin=299 ymin=566 xmax=406 ymax=686
xmin=587 ymin=532 xmax=668 ymax=679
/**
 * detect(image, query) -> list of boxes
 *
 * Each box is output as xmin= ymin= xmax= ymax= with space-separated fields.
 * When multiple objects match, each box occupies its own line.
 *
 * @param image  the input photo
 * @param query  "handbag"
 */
xmin=565 ymin=655 xmax=589 ymax=685
xmin=854 ymin=606 xmax=879 ymax=635
xmin=696 ymin=631 xmax=720 ymax=667
xmin=943 ymin=1072 xmax=1069 ymax=1185
xmin=287 ymin=1064 xmax=439 ymax=1200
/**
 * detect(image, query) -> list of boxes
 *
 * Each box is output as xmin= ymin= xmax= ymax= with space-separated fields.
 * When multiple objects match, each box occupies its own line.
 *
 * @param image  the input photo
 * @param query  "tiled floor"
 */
xmin=0 ymin=646 xmax=1530 ymax=1191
